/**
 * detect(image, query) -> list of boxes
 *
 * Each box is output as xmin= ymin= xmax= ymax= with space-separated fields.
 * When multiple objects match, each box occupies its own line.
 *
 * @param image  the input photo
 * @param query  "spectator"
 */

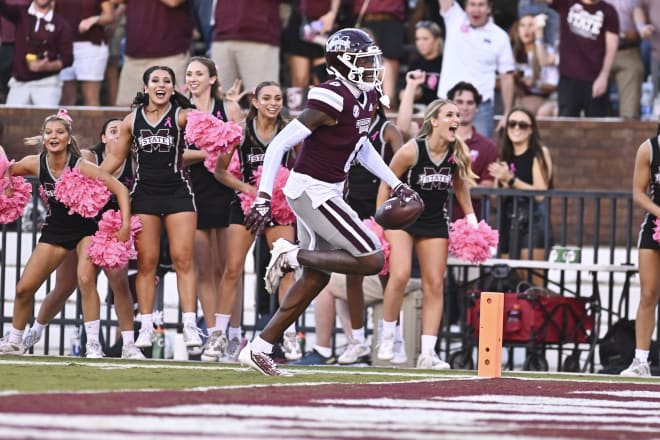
xmin=638 ymin=0 xmax=658 ymax=99
xmin=103 ymin=2 xmax=125 ymax=106
xmin=282 ymin=0 xmax=339 ymax=91
xmin=438 ymin=0 xmax=516 ymax=138
xmin=210 ymin=0 xmax=282 ymax=99
xmin=511 ymin=12 xmax=560 ymax=117
xmin=114 ymin=0 xmax=193 ymax=107
xmin=607 ymin=0 xmax=646 ymax=119
xmin=0 ymin=0 xmax=74 ymax=106
xmin=56 ymin=0 xmax=115 ymax=106
xmin=519 ymin=0 xmax=560 ymax=45
xmin=488 ymin=107 xmax=554 ymax=281
xmin=0 ymin=1 xmax=30 ymax=104
xmin=352 ymin=0 xmax=407 ymax=108
xmin=548 ymin=0 xmax=619 ymax=117
xmin=402 ymin=20 xmax=443 ymax=108
xmin=447 ymin=81 xmax=499 ymax=220
xmin=376 ymin=99 xmax=477 ymax=369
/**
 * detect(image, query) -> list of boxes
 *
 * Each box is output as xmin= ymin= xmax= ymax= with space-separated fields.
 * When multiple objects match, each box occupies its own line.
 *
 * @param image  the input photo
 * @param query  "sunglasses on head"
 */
xmin=507 ymin=119 xmax=531 ymax=130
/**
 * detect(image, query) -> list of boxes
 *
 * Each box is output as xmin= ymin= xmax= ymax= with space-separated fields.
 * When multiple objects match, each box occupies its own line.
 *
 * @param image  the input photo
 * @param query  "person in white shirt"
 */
xmin=437 ymin=0 xmax=515 ymax=137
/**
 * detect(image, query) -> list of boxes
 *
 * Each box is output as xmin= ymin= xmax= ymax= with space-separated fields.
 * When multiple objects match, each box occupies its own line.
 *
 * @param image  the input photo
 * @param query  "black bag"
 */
xmin=598 ymin=318 xmax=635 ymax=371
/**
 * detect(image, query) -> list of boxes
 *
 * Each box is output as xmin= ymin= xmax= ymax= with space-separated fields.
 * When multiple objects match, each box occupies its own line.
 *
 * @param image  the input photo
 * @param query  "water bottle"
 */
xmin=152 ymin=326 xmax=165 ymax=359
xmin=296 ymin=331 xmax=306 ymax=354
xmin=70 ymin=327 xmax=81 ymax=357
xmin=652 ymin=93 xmax=660 ymax=121
xmin=641 ymin=76 xmax=654 ymax=121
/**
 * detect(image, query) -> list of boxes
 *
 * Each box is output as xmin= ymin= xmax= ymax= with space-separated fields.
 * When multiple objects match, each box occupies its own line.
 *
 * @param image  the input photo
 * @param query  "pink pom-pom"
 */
xmin=448 ymin=218 xmax=499 ymax=264
xmin=185 ymin=110 xmax=242 ymax=157
xmin=55 ymin=168 xmax=110 ymax=218
xmin=364 ymin=216 xmax=390 ymax=275
xmin=654 ymin=219 xmax=660 ymax=243
xmin=239 ymin=165 xmax=295 ymax=226
xmin=88 ymin=210 xmax=143 ymax=269
xmin=0 ymin=176 xmax=32 ymax=224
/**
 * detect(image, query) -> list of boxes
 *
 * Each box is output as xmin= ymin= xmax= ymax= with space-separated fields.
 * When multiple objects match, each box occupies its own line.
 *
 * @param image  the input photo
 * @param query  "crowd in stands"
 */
xmin=0 ymin=0 xmax=657 ymax=122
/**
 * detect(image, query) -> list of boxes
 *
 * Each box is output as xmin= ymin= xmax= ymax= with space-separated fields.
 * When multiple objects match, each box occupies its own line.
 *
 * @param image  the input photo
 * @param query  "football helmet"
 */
xmin=325 ymin=28 xmax=384 ymax=92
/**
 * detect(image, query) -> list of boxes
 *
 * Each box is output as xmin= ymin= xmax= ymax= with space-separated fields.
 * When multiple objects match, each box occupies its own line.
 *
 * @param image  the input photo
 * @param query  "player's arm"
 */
xmin=376 ymin=140 xmax=417 ymax=207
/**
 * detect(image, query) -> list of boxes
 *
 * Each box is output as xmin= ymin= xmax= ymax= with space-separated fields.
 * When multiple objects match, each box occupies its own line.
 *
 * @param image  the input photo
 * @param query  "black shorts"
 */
xmin=131 ymin=180 xmax=195 ymax=216
xmin=361 ymin=19 xmax=406 ymax=60
xmin=638 ymin=218 xmax=660 ymax=250
xmin=281 ymin=10 xmax=325 ymax=59
xmin=346 ymin=194 xmax=377 ymax=221
xmin=39 ymin=222 xmax=97 ymax=250
xmin=404 ymin=219 xmax=449 ymax=238
xmin=195 ymin=188 xmax=233 ymax=229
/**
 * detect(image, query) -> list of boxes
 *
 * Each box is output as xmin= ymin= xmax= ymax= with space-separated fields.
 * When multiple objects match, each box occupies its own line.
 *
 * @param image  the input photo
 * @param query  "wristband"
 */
xmin=466 ymin=213 xmax=478 ymax=227
xmin=507 ymin=176 xmax=516 ymax=187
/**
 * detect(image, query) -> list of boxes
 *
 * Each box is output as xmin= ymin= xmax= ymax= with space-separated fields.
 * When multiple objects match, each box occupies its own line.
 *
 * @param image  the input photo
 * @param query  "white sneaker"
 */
xmin=416 ymin=352 xmax=450 ymax=370
xmin=85 ymin=341 xmax=104 ymax=358
xmin=390 ymin=338 xmax=408 ymax=364
xmin=121 ymin=342 xmax=146 ymax=360
xmin=221 ymin=336 xmax=243 ymax=363
xmin=264 ymin=238 xmax=298 ymax=294
xmin=201 ymin=330 xmax=227 ymax=362
xmin=135 ymin=326 xmax=155 ymax=348
xmin=22 ymin=327 xmax=41 ymax=352
xmin=377 ymin=334 xmax=395 ymax=361
xmin=620 ymin=358 xmax=651 ymax=377
xmin=0 ymin=334 xmax=23 ymax=355
xmin=338 ymin=340 xmax=371 ymax=364
xmin=238 ymin=342 xmax=293 ymax=377
xmin=182 ymin=323 xmax=204 ymax=348
xmin=282 ymin=331 xmax=302 ymax=361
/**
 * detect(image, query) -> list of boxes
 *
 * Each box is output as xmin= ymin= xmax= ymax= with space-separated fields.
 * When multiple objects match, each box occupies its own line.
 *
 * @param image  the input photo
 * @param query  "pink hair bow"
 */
xmin=57 ymin=109 xmax=73 ymax=122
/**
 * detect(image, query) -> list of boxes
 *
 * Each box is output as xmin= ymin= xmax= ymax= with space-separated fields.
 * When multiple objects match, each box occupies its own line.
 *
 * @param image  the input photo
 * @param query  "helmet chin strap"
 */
xmin=376 ymin=85 xmax=390 ymax=109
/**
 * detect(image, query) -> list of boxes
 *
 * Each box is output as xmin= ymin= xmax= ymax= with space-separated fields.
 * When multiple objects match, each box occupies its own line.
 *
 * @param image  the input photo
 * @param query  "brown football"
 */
xmin=375 ymin=196 xmax=424 ymax=229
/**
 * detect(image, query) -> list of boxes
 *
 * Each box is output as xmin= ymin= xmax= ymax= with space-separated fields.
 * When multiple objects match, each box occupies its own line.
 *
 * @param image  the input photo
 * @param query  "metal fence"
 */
xmin=0 ymin=183 xmax=649 ymax=365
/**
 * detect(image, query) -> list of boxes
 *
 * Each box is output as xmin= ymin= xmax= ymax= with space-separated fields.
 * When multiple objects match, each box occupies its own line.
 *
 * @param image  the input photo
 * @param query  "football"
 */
xmin=375 ymin=196 xmax=424 ymax=229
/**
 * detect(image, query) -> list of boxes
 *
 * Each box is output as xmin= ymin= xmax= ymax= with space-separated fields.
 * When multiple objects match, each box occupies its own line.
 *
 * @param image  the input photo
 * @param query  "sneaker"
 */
xmin=135 ymin=326 xmax=155 ymax=348
xmin=416 ymin=352 xmax=450 ymax=370
xmin=620 ymin=358 xmax=651 ymax=377
xmin=85 ymin=341 xmax=104 ymax=359
xmin=282 ymin=331 xmax=302 ymax=361
xmin=201 ymin=330 xmax=228 ymax=362
xmin=377 ymin=334 xmax=395 ymax=361
xmin=121 ymin=342 xmax=146 ymax=360
xmin=183 ymin=323 xmax=204 ymax=348
xmin=22 ymin=327 xmax=41 ymax=352
xmin=294 ymin=349 xmax=336 ymax=365
xmin=238 ymin=342 xmax=293 ymax=377
xmin=264 ymin=238 xmax=298 ymax=294
xmin=390 ymin=339 xmax=408 ymax=364
xmin=0 ymin=334 xmax=23 ymax=355
xmin=222 ymin=336 xmax=242 ymax=362
xmin=338 ymin=340 xmax=371 ymax=365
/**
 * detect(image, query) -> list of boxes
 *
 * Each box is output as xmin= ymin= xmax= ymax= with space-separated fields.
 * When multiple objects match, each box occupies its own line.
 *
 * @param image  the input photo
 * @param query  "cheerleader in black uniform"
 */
xmin=20 ymin=119 xmax=144 ymax=359
xmin=376 ymin=99 xmax=477 ymax=369
xmin=183 ymin=57 xmax=246 ymax=361
xmin=101 ymin=66 xmax=201 ymax=350
xmin=0 ymin=112 xmax=131 ymax=357
xmin=620 ymin=131 xmax=660 ymax=377
xmin=213 ymin=81 xmax=302 ymax=361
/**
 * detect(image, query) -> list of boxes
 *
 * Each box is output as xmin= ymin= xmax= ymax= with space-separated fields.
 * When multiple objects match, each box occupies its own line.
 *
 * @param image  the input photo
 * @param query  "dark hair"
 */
xmin=499 ymin=107 xmax=552 ymax=188
xmin=131 ymin=65 xmax=194 ymax=109
xmin=446 ymin=81 xmax=483 ymax=107
xmin=100 ymin=118 xmax=121 ymax=137
xmin=187 ymin=56 xmax=221 ymax=99
xmin=245 ymin=81 xmax=287 ymax=147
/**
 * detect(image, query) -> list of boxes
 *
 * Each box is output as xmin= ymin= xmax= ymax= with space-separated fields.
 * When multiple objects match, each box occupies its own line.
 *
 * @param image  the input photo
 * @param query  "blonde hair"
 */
xmin=416 ymin=99 xmax=477 ymax=186
xmin=24 ymin=111 xmax=82 ymax=156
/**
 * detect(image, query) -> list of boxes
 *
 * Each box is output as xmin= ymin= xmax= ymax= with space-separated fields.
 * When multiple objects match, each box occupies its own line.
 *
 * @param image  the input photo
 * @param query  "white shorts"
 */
xmin=60 ymin=41 xmax=109 ymax=81
xmin=7 ymin=74 xmax=62 ymax=106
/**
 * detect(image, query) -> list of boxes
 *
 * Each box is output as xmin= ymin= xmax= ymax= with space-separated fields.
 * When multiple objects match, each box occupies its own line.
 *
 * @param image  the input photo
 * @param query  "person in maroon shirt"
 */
xmin=55 ymin=0 xmax=115 ymax=106
xmin=114 ymin=0 xmax=193 ymax=106
xmin=0 ymin=0 xmax=73 ymax=106
xmin=237 ymin=28 xmax=422 ymax=376
xmin=0 ymin=0 xmax=30 ymax=103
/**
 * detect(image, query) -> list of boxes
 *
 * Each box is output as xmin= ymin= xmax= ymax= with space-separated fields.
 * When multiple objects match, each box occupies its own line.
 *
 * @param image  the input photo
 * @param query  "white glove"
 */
xmin=465 ymin=213 xmax=478 ymax=228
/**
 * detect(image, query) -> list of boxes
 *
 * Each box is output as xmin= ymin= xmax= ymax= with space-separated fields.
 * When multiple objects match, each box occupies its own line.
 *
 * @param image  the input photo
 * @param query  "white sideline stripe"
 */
xmin=573 ymin=390 xmax=660 ymax=399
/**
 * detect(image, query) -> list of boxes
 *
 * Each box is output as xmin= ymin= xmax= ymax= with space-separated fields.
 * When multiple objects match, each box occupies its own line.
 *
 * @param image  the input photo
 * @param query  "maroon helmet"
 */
xmin=324 ymin=28 xmax=384 ymax=92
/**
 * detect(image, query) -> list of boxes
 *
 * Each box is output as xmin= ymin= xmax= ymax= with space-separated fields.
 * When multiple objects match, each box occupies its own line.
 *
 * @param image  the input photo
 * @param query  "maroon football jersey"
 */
xmin=294 ymin=81 xmax=377 ymax=183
